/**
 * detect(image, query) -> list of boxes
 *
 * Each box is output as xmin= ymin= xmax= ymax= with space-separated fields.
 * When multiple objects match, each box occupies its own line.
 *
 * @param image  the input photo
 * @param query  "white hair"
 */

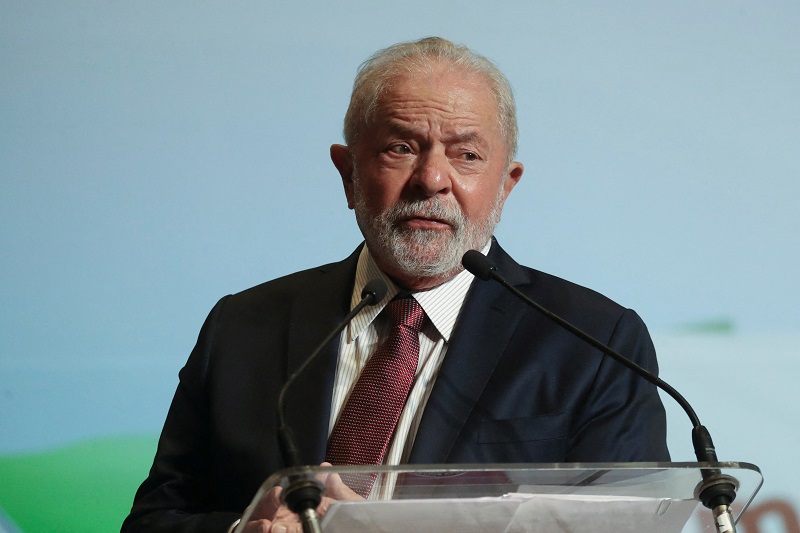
xmin=343 ymin=37 xmax=519 ymax=160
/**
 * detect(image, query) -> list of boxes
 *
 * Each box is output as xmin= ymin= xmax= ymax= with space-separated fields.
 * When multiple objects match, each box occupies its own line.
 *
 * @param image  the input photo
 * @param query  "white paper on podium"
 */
xmin=507 ymin=493 xmax=698 ymax=533
xmin=320 ymin=496 xmax=523 ymax=532
xmin=320 ymin=493 xmax=698 ymax=533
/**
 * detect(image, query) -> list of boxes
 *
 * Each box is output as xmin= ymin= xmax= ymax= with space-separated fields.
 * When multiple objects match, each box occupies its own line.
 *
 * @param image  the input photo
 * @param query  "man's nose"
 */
xmin=409 ymin=151 xmax=452 ymax=197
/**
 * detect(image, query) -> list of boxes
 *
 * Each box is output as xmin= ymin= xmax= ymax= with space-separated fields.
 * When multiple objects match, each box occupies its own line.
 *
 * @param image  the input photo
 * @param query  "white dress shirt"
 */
xmin=328 ymin=242 xmax=489 ymax=497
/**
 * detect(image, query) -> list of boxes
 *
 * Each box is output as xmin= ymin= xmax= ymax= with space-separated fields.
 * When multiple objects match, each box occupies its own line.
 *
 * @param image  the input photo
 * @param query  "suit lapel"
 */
xmin=409 ymin=241 xmax=530 ymax=464
xmin=283 ymin=247 xmax=361 ymax=466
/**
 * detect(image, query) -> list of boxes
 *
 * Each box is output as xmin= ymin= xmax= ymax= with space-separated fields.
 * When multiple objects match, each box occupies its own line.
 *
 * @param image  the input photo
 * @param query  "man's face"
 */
xmin=331 ymin=63 xmax=523 ymax=290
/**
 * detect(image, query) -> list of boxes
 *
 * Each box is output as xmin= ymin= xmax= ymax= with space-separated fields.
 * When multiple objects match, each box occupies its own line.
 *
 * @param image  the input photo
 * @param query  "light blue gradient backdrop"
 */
xmin=2 ymin=0 xmax=798 ymax=526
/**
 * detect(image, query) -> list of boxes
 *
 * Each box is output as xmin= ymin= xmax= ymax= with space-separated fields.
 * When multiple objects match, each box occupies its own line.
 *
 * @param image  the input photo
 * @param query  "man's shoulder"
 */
xmin=487 ymin=245 xmax=653 ymax=361
xmin=523 ymin=265 xmax=624 ymax=309
xmin=239 ymin=260 xmax=348 ymax=297
xmin=490 ymin=242 xmax=634 ymax=325
xmin=214 ymin=248 xmax=361 ymax=317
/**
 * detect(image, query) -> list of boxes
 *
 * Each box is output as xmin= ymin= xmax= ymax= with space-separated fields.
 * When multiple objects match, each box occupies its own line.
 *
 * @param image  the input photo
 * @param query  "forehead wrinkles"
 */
xmin=381 ymin=110 xmax=487 ymax=141
xmin=374 ymin=80 xmax=499 ymax=142
xmin=376 ymin=104 xmax=491 ymax=149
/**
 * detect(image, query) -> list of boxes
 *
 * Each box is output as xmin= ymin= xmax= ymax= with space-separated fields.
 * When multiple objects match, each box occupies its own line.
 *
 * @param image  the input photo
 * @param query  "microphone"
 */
xmin=275 ymin=279 xmax=387 ymax=533
xmin=278 ymin=278 xmax=387 ymax=465
xmin=462 ymin=250 xmax=739 ymax=531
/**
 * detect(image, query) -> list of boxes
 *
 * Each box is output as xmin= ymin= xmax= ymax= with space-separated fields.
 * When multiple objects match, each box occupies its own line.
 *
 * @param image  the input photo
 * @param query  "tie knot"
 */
xmin=386 ymin=297 xmax=425 ymax=333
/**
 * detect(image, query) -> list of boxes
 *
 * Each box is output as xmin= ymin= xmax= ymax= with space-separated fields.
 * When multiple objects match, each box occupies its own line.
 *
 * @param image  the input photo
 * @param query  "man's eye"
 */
xmin=388 ymin=144 xmax=412 ymax=154
xmin=462 ymin=152 xmax=478 ymax=161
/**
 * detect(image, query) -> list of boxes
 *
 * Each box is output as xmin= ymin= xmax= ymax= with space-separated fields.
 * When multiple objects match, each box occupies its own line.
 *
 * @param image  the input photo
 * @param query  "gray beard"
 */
xmin=354 ymin=187 xmax=504 ymax=282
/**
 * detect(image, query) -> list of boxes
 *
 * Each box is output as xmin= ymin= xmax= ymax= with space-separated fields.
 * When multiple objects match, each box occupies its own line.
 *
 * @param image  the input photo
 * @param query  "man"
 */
xmin=122 ymin=37 xmax=669 ymax=533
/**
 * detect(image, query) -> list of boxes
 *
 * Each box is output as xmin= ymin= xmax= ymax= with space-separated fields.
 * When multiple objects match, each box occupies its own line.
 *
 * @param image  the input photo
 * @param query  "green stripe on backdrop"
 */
xmin=0 ymin=435 xmax=157 ymax=533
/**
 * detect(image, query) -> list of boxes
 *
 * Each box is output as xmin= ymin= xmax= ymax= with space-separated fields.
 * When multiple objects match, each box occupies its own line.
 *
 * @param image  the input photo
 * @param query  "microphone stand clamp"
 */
xmin=282 ymin=468 xmax=324 ymax=533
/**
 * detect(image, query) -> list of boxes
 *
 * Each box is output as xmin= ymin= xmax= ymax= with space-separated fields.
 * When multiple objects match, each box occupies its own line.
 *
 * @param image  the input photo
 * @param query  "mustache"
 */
xmin=384 ymin=198 xmax=465 ymax=229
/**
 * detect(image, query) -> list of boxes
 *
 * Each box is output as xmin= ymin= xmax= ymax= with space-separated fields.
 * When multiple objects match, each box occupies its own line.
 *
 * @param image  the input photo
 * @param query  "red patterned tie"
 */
xmin=325 ymin=297 xmax=425 ymax=496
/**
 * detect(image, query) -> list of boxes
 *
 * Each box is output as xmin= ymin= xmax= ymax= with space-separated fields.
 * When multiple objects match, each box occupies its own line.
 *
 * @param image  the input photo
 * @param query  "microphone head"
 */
xmin=462 ymin=250 xmax=496 ymax=281
xmin=361 ymin=279 xmax=388 ymax=305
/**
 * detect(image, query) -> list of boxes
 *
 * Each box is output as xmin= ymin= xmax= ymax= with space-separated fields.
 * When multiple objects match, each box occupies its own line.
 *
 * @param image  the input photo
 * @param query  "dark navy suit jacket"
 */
xmin=122 ymin=240 xmax=669 ymax=532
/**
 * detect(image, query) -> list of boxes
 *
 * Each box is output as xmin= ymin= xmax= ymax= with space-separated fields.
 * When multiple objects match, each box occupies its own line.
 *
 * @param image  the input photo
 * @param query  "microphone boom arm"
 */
xmin=462 ymin=250 xmax=739 ymax=531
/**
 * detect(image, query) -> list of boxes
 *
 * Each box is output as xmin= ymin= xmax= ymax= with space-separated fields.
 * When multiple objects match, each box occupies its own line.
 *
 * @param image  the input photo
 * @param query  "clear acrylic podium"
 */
xmin=234 ymin=462 xmax=762 ymax=532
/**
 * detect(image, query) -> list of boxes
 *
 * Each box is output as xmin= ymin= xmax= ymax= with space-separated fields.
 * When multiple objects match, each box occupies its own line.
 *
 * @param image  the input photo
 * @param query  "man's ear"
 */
xmin=502 ymin=161 xmax=524 ymax=199
xmin=330 ymin=144 xmax=355 ymax=209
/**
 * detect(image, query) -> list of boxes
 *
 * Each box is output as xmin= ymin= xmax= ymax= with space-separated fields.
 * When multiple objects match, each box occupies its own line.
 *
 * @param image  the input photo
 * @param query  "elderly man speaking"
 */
xmin=122 ymin=37 xmax=669 ymax=533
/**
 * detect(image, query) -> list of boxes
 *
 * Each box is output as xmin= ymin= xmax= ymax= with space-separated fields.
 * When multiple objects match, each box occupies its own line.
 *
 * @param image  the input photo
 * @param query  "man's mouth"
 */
xmin=398 ymin=215 xmax=454 ymax=231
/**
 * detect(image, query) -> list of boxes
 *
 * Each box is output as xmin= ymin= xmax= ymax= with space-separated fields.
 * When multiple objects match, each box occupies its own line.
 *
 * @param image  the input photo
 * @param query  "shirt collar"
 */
xmin=347 ymin=240 xmax=492 ymax=343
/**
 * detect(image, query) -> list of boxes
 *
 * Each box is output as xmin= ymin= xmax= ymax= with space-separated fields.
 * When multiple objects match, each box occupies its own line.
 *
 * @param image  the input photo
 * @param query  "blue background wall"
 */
xmin=1 ymin=2 xmax=798 ymax=531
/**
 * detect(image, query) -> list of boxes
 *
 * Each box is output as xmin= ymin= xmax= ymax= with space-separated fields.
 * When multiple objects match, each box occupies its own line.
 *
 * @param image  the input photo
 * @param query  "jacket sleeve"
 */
xmin=121 ymin=296 xmax=241 ymax=533
xmin=566 ymin=308 xmax=671 ymax=462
